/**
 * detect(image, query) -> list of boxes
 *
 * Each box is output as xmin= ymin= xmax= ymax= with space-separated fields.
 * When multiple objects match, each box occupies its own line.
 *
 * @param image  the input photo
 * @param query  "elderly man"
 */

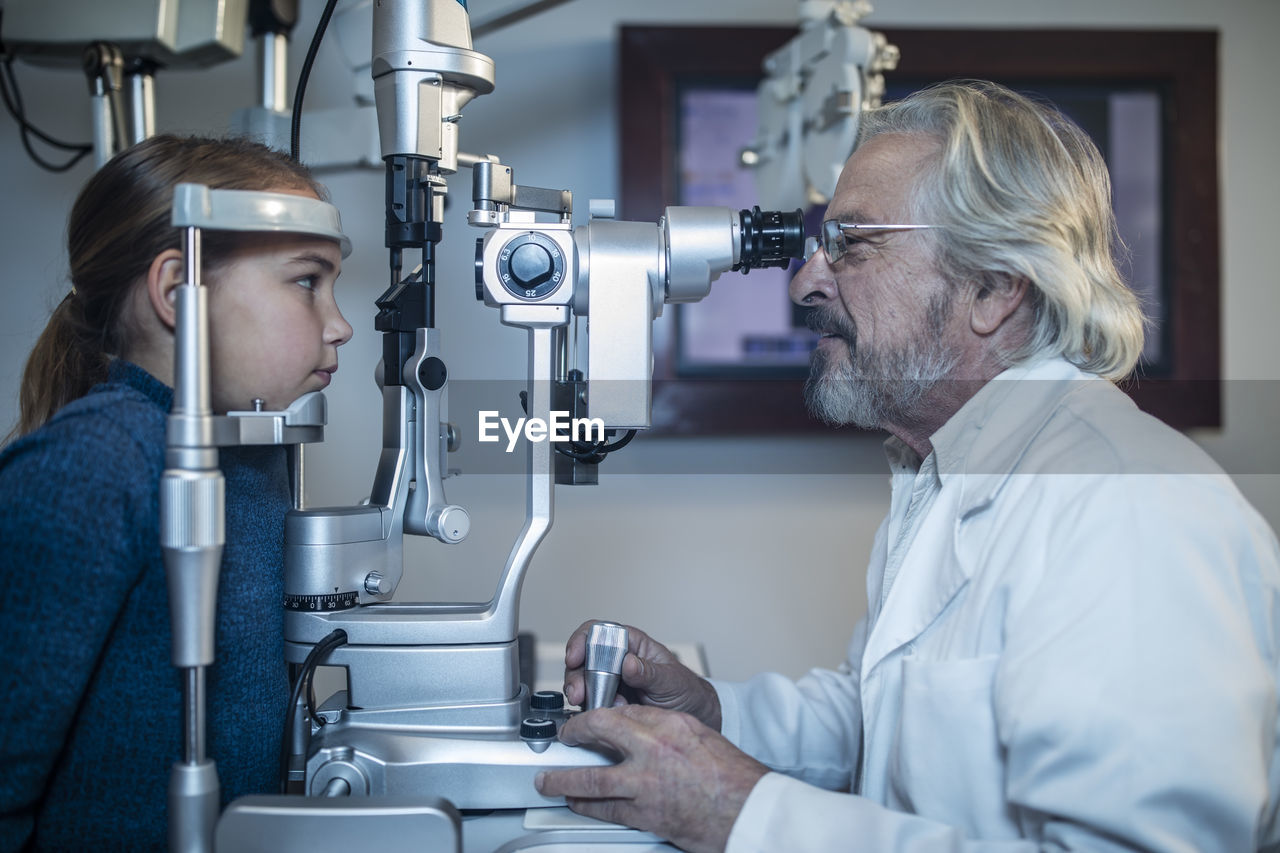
xmin=536 ymin=81 xmax=1280 ymax=852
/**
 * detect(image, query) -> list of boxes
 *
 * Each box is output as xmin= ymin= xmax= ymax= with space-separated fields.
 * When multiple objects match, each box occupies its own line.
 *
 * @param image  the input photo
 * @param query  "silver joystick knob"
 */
xmin=584 ymin=621 xmax=629 ymax=710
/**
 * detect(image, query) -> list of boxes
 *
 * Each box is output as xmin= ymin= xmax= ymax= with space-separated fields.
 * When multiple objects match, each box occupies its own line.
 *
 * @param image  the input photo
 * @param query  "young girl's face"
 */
xmin=206 ymin=228 xmax=351 ymax=413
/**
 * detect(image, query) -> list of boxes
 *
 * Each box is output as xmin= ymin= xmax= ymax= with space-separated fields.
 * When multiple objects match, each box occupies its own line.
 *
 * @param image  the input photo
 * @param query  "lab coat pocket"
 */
xmin=890 ymin=653 xmax=1015 ymax=838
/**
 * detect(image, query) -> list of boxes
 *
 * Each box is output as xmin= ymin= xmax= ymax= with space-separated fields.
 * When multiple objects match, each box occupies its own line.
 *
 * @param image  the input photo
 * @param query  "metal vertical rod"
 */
xmin=127 ymin=68 xmax=155 ymax=143
xmin=553 ymin=325 xmax=568 ymax=381
xmin=175 ymin=227 xmax=207 ymax=417
xmin=183 ymin=228 xmax=200 ymax=324
xmin=291 ymin=444 xmax=306 ymax=510
xmin=89 ymin=82 xmax=114 ymax=169
xmin=260 ymin=33 xmax=289 ymax=112
xmin=163 ymin=218 xmax=222 ymax=853
xmin=83 ymin=43 xmax=125 ymax=168
xmin=182 ymin=668 xmax=206 ymax=764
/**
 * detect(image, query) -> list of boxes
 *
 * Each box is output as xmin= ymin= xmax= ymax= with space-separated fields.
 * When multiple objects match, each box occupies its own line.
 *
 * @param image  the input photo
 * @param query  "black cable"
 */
xmin=555 ymin=428 xmax=638 ymax=462
xmin=597 ymin=429 xmax=637 ymax=453
xmin=0 ymin=57 xmax=92 ymax=172
xmin=16 ymin=125 xmax=89 ymax=172
xmin=278 ymin=628 xmax=347 ymax=792
xmin=1 ymin=60 xmax=86 ymax=150
xmin=289 ymin=0 xmax=340 ymax=163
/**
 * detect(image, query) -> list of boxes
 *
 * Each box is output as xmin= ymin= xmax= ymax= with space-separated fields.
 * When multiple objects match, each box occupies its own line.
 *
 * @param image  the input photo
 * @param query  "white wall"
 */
xmin=1 ymin=0 xmax=1277 ymax=682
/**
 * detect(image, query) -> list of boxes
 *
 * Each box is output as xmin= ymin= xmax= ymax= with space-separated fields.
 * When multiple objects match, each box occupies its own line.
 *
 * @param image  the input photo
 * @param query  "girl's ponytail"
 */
xmin=15 ymin=292 xmax=110 ymax=437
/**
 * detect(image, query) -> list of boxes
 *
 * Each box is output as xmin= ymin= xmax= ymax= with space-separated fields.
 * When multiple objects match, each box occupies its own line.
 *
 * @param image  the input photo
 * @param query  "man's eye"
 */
xmin=842 ymin=238 xmax=875 ymax=262
xmin=294 ymin=276 xmax=318 ymax=290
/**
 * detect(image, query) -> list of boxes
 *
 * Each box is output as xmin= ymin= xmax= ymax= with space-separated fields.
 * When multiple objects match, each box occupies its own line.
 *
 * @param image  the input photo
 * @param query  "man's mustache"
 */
xmin=803 ymin=305 xmax=858 ymax=345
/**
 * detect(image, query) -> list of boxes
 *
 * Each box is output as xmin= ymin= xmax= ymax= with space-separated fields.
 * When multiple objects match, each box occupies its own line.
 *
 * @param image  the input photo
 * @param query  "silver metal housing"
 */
xmin=371 ymin=0 xmax=495 ymax=169
xmin=3 ymin=0 xmax=248 ymax=68
xmin=585 ymin=622 xmax=629 ymax=710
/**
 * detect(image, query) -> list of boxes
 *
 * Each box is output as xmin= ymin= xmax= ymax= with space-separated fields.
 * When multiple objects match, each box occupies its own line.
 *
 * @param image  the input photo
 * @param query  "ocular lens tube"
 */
xmin=735 ymin=206 xmax=805 ymax=271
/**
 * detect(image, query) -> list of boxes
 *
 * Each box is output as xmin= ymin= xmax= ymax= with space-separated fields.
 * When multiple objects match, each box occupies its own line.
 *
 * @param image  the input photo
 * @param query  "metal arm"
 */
xmin=161 ymin=222 xmax=224 ymax=853
xmin=162 ymin=184 xmax=351 ymax=853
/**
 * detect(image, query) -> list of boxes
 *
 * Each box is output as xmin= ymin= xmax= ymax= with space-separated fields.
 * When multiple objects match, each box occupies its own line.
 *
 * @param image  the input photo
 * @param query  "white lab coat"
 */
xmin=715 ymin=358 xmax=1280 ymax=852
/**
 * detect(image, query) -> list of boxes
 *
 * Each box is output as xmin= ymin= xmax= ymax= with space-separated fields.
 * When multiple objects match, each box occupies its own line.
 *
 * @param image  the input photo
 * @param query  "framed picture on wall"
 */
xmin=620 ymin=26 xmax=1221 ymax=433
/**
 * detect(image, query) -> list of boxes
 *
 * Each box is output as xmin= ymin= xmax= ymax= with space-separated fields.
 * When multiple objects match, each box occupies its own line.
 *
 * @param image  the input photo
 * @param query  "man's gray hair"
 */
xmin=856 ymin=80 xmax=1145 ymax=380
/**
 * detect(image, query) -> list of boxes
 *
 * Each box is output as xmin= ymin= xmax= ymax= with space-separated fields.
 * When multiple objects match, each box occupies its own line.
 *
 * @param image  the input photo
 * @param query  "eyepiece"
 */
xmin=734 ymin=206 xmax=805 ymax=272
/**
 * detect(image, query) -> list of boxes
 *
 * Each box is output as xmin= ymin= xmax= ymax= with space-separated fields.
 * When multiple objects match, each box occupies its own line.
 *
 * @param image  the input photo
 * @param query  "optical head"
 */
xmin=733 ymin=206 xmax=806 ymax=272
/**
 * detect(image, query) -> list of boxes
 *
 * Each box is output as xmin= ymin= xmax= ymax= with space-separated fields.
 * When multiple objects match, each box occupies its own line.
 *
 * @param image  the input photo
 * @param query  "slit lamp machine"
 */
xmin=1 ymin=0 xmax=898 ymax=849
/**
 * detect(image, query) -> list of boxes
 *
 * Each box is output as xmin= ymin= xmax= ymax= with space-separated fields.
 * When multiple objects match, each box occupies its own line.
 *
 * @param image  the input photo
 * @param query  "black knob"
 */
xmin=474 ymin=238 xmax=485 ymax=301
xmin=509 ymin=242 xmax=554 ymax=289
xmin=417 ymin=356 xmax=447 ymax=392
xmin=497 ymin=232 xmax=565 ymax=300
xmin=521 ymin=717 xmax=556 ymax=740
xmin=531 ymin=690 xmax=565 ymax=713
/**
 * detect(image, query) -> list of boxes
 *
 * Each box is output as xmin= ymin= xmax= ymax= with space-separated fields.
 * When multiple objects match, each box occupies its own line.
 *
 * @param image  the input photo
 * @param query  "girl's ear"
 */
xmin=146 ymin=249 xmax=186 ymax=331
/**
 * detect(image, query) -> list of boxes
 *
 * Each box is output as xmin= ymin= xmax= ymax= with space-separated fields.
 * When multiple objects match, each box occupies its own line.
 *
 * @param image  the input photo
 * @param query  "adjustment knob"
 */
xmin=585 ymin=621 xmax=629 ymax=711
xmin=428 ymin=504 xmax=470 ymax=544
xmin=417 ymin=356 xmax=447 ymax=392
xmin=363 ymin=572 xmax=392 ymax=596
xmin=509 ymin=242 xmax=554 ymax=289
xmin=531 ymin=690 xmax=565 ymax=713
xmin=521 ymin=717 xmax=557 ymax=753
xmin=520 ymin=717 xmax=557 ymax=740
xmin=497 ymin=232 xmax=565 ymax=300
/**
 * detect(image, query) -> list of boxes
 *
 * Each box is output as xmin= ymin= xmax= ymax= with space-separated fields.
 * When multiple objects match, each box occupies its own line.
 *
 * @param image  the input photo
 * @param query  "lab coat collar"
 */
xmin=863 ymin=357 xmax=1101 ymax=671
xmin=881 ymin=357 xmax=1093 ymax=511
xmin=948 ymin=357 xmax=1102 ymax=515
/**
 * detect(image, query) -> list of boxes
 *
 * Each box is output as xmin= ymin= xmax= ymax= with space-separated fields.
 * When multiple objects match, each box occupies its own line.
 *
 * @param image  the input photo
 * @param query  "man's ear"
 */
xmin=969 ymin=274 xmax=1029 ymax=336
xmin=146 ymin=249 xmax=186 ymax=331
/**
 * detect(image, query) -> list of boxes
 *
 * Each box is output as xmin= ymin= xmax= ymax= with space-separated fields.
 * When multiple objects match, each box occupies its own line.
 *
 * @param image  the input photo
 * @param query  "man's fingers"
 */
xmin=568 ymin=621 xmax=653 ymax=669
xmin=557 ymin=708 xmax=621 ymax=750
xmin=564 ymin=621 xmax=593 ymax=670
xmin=565 ymin=621 xmax=656 ymax=708
xmin=564 ymin=797 xmax=634 ymax=828
xmin=622 ymin=650 xmax=695 ymax=706
xmin=558 ymin=705 xmax=669 ymax=756
xmin=536 ymin=764 xmax=635 ymax=801
xmin=563 ymin=619 xmax=609 ymax=708
xmin=621 ymin=651 xmax=652 ymax=688
xmin=563 ymin=671 xmax=585 ymax=707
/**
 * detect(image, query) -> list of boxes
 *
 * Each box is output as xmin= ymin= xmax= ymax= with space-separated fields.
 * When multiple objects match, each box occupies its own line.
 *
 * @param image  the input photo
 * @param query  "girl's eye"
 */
xmin=294 ymin=276 xmax=318 ymax=291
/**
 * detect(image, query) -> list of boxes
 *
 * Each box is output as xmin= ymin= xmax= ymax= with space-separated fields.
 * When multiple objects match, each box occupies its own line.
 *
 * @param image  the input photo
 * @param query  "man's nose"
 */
xmin=788 ymin=255 xmax=837 ymax=306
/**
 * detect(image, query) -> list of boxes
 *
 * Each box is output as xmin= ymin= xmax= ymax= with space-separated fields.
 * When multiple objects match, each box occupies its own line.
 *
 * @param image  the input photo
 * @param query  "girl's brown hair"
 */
xmin=11 ymin=135 xmax=324 ymax=439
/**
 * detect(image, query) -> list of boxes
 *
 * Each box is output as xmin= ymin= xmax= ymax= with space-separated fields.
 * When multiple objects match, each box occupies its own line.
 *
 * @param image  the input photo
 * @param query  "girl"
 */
xmin=0 ymin=135 xmax=353 ymax=850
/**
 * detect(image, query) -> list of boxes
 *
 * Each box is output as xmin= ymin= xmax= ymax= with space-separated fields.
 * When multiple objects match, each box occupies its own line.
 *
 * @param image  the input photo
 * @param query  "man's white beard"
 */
xmin=803 ymin=293 xmax=958 ymax=429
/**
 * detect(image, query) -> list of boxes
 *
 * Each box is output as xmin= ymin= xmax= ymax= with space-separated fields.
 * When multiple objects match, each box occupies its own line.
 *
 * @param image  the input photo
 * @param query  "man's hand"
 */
xmin=535 ymin=705 xmax=769 ymax=853
xmin=562 ymin=620 xmax=722 ymax=730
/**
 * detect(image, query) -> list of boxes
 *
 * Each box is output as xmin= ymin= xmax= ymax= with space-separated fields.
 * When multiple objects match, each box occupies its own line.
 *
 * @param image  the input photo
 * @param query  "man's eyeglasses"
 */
xmin=803 ymin=220 xmax=939 ymax=265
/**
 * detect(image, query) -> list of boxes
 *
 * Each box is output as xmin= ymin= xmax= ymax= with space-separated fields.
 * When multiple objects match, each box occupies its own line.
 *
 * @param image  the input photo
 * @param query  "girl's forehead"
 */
xmin=228 ymin=229 xmax=338 ymax=251
xmin=219 ymin=232 xmax=343 ymax=270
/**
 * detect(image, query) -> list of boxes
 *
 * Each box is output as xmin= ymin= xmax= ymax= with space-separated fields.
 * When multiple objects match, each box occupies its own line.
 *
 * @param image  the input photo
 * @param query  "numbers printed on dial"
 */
xmin=283 ymin=591 xmax=359 ymax=612
xmin=497 ymin=232 xmax=565 ymax=301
